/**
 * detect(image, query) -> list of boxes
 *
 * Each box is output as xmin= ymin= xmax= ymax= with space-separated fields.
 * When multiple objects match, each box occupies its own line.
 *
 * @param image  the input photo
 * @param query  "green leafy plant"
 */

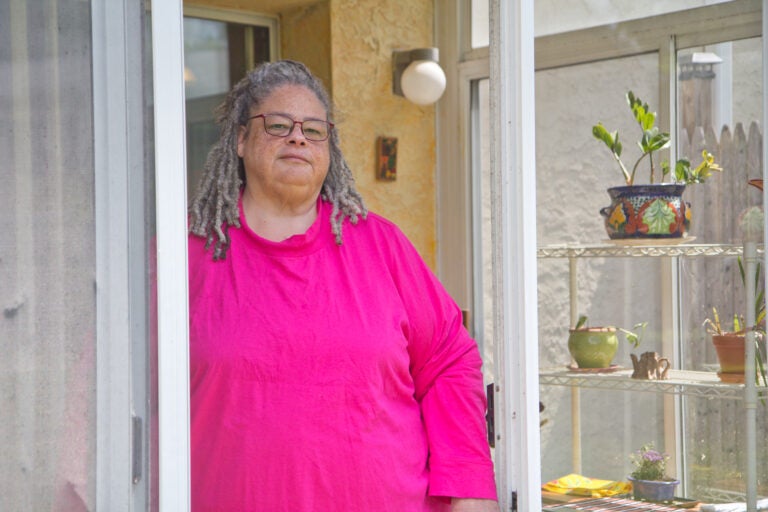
xmin=592 ymin=91 xmax=722 ymax=186
xmin=630 ymin=444 xmax=673 ymax=481
xmin=574 ymin=314 xmax=647 ymax=349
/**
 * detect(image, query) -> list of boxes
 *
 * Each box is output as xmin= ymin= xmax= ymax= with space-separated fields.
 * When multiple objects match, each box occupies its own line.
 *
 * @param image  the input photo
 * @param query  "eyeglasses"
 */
xmin=247 ymin=113 xmax=334 ymax=142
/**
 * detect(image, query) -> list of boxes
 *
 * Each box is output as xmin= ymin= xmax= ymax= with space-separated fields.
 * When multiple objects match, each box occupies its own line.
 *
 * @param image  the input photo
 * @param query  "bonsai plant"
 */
xmin=627 ymin=443 xmax=679 ymax=502
xmin=568 ymin=314 xmax=646 ymax=369
xmin=593 ymin=91 xmax=722 ymax=240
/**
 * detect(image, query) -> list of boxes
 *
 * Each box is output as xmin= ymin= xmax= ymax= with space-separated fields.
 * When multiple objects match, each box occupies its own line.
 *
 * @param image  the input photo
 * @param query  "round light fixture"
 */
xmin=400 ymin=60 xmax=447 ymax=106
xmin=392 ymin=48 xmax=447 ymax=106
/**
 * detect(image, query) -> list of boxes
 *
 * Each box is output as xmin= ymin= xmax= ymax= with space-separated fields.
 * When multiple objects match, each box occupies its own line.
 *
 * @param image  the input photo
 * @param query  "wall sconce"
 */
xmin=392 ymin=48 xmax=446 ymax=106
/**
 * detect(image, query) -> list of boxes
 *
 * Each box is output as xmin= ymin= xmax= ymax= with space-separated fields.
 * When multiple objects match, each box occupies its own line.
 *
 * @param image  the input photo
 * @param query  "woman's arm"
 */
xmin=452 ymin=498 xmax=500 ymax=512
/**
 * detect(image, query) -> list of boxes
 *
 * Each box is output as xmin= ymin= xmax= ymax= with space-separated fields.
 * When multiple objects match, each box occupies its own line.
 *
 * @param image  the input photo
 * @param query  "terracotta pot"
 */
xmin=600 ymin=184 xmax=689 ymax=240
xmin=711 ymin=333 xmax=745 ymax=374
xmin=628 ymin=476 xmax=679 ymax=502
xmin=568 ymin=327 xmax=618 ymax=368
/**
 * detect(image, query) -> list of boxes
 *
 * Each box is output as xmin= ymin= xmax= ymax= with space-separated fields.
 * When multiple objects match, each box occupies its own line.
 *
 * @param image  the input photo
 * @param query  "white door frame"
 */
xmin=489 ymin=0 xmax=541 ymax=510
xmin=151 ymin=1 xmax=192 ymax=510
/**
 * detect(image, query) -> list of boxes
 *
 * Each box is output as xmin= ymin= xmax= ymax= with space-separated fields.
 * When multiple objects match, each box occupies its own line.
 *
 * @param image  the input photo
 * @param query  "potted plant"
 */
xmin=593 ymin=91 xmax=722 ymax=240
xmin=704 ymin=257 xmax=768 ymax=385
xmin=627 ymin=443 xmax=679 ymax=502
xmin=568 ymin=315 xmax=646 ymax=369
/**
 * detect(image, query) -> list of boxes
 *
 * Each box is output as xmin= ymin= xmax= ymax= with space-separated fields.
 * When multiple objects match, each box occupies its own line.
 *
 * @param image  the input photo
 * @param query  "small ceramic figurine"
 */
xmin=631 ymin=351 xmax=670 ymax=380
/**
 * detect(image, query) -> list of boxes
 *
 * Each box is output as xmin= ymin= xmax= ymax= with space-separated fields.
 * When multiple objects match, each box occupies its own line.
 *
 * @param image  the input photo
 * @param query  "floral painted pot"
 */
xmin=567 ymin=327 xmax=618 ymax=368
xmin=600 ymin=184 xmax=689 ymax=240
xmin=628 ymin=476 xmax=679 ymax=502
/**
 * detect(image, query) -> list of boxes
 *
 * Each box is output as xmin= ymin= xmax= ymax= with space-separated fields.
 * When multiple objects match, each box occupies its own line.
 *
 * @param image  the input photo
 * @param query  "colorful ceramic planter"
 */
xmin=600 ymin=184 xmax=689 ymax=240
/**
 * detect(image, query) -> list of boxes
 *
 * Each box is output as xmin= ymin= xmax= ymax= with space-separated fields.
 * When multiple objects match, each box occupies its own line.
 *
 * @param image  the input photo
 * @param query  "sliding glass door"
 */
xmin=0 ymin=1 xmax=157 ymax=510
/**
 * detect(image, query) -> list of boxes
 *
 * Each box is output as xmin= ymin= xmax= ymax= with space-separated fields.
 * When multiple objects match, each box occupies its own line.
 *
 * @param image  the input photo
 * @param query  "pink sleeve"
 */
xmin=387 ymin=229 xmax=498 ymax=501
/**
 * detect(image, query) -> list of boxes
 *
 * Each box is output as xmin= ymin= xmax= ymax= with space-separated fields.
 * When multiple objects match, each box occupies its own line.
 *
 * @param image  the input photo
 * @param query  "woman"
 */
xmin=188 ymin=60 xmax=498 ymax=512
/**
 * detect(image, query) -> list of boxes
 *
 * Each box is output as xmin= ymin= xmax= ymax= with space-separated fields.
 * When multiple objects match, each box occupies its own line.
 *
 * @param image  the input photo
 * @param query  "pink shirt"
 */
xmin=188 ymin=199 xmax=497 ymax=511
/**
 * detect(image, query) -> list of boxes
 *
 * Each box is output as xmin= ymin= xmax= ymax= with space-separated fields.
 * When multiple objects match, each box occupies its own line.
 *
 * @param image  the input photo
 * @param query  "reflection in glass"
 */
xmin=676 ymin=37 xmax=766 ymax=501
xmin=534 ymin=0 xmax=731 ymax=37
xmin=471 ymin=0 xmax=489 ymax=49
xmin=536 ymin=52 xmax=664 ymax=483
xmin=184 ymin=17 xmax=271 ymax=200
xmin=471 ymin=78 xmax=495 ymax=390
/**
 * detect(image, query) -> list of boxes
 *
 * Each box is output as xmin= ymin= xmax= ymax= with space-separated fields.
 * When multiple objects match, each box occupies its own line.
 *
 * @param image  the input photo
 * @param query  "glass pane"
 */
xmin=535 ymin=0 xmax=732 ymax=36
xmin=184 ymin=17 xmax=271 ymax=201
xmin=471 ymin=0 xmax=489 ymax=48
xmin=535 ymin=26 xmax=765 ymax=508
xmin=471 ymin=78 xmax=494 ymax=389
xmin=1 ymin=2 xmax=158 ymax=509
xmin=536 ymin=53 xmax=664 ymax=483
xmin=0 ymin=2 xmax=96 ymax=509
xmin=675 ymin=37 xmax=766 ymax=501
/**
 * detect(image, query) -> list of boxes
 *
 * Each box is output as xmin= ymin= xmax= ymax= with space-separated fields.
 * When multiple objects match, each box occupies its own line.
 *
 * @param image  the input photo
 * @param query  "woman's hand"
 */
xmin=451 ymin=498 xmax=500 ymax=512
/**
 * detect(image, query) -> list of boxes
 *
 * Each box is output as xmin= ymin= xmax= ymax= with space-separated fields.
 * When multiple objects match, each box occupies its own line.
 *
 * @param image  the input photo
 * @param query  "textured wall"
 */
xmin=329 ymin=0 xmax=437 ymax=268
xmin=281 ymin=3 xmax=332 ymax=96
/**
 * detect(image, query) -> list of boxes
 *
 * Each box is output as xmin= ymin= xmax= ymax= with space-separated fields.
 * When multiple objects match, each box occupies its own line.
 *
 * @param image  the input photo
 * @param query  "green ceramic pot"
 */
xmin=568 ymin=327 xmax=619 ymax=368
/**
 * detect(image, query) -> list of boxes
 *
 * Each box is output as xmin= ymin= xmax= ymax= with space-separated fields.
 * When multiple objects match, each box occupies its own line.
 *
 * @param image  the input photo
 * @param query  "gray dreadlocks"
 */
xmin=188 ymin=60 xmax=367 ymax=260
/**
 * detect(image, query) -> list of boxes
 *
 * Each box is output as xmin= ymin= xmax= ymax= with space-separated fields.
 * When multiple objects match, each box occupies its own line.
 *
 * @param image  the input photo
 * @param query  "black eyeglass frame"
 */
xmin=246 ymin=113 xmax=334 ymax=142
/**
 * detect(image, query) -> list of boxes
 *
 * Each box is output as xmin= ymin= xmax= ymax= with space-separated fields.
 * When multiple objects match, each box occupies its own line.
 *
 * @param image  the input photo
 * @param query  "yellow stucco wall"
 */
xmin=327 ymin=0 xmax=437 ymax=269
xmin=280 ymin=3 xmax=332 ymax=97
xmin=184 ymin=0 xmax=437 ymax=268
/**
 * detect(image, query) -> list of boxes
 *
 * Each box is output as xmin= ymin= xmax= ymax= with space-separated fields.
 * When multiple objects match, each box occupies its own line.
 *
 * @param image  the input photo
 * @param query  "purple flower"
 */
xmin=630 ymin=443 xmax=670 ymax=481
xmin=643 ymin=450 xmax=664 ymax=463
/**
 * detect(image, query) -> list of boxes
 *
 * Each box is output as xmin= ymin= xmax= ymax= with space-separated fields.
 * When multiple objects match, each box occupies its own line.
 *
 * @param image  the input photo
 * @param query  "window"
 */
xmin=471 ymin=0 xmax=489 ymax=49
xmin=443 ymin=0 xmax=765 ymax=509
xmin=470 ymin=78 xmax=494 ymax=381
xmin=534 ymin=1 xmax=765 ymax=506
xmin=183 ymin=7 xmax=277 ymax=200
xmin=534 ymin=0 xmax=733 ymax=36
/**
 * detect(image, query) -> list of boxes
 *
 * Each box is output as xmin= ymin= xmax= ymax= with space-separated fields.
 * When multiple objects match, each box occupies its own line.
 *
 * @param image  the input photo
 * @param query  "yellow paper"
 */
xmin=542 ymin=473 xmax=632 ymax=498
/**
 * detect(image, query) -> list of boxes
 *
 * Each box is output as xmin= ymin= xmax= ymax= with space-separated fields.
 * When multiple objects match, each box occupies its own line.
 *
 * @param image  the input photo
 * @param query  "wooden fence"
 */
xmin=678 ymin=122 xmax=766 ymax=497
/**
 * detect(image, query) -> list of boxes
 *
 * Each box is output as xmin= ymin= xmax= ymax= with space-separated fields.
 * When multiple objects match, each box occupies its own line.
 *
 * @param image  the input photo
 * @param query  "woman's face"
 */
xmin=237 ymin=84 xmax=331 ymax=206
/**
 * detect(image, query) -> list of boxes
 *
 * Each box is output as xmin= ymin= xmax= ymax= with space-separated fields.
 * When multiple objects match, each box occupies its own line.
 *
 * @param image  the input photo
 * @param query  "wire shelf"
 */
xmin=539 ymin=367 xmax=768 ymax=400
xmin=537 ymin=242 xmax=749 ymax=259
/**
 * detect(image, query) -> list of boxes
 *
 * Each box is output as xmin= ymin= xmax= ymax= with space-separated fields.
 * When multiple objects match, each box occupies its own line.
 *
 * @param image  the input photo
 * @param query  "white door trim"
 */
xmin=489 ymin=0 xmax=541 ymax=509
xmin=151 ymin=1 xmax=192 ymax=510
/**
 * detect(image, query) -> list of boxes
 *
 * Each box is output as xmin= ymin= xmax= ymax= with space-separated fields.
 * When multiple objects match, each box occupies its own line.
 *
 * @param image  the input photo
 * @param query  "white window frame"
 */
xmin=488 ymin=1 xmax=541 ymax=510
xmin=151 ymin=1 xmax=191 ymax=510
xmin=93 ymin=0 xmax=155 ymax=509
xmin=93 ymin=0 xmax=135 ymax=508
xmin=759 ymin=4 xmax=768 ymax=510
xmin=438 ymin=1 xmax=540 ymax=510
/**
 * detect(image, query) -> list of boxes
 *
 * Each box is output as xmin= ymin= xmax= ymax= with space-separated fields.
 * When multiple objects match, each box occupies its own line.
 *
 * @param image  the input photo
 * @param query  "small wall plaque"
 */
xmin=376 ymin=136 xmax=398 ymax=181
